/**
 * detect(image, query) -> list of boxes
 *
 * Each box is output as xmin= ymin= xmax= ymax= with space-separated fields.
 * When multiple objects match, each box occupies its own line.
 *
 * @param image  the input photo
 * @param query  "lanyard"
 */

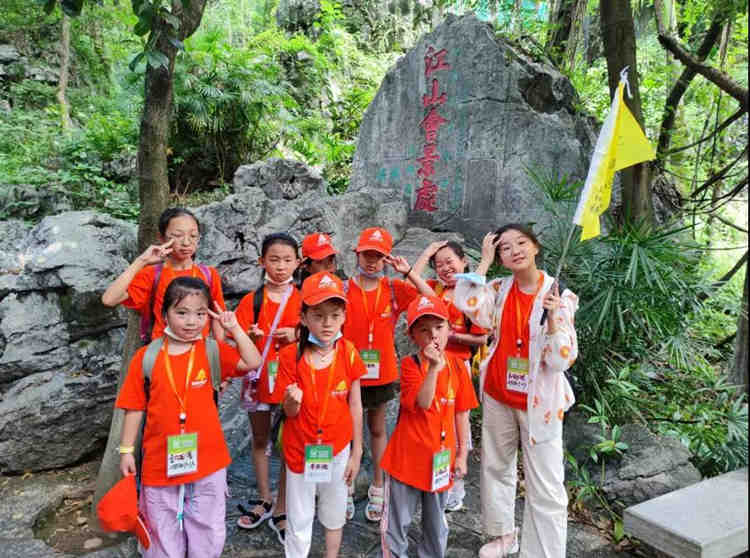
xmin=162 ymin=338 xmax=197 ymax=430
xmin=356 ymin=277 xmax=383 ymax=347
xmin=420 ymin=355 xmax=455 ymax=448
xmin=308 ymin=346 xmax=339 ymax=443
xmin=512 ymin=273 xmax=544 ymax=356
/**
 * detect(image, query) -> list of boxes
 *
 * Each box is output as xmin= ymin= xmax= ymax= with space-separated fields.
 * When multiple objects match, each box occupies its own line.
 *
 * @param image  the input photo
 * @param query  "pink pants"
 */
xmin=139 ymin=468 xmax=227 ymax=558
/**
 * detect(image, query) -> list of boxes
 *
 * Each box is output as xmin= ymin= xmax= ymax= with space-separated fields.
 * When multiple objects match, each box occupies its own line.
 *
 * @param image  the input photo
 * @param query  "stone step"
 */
xmin=623 ymin=468 xmax=748 ymax=558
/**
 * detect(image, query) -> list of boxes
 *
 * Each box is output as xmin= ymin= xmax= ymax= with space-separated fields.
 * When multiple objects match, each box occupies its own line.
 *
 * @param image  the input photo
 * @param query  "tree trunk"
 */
xmin=57 ymin=14 xmax=73 ymax=133
xmin=600 ymin=0 xmax=653 ymax=226
xmin=564 ymin=0 xmax=587 ymax=72
xmin=92 ymin=0 xmax=208 ymax=528
xmin=546 ymin=0 xmax=573 ymax=66
xmin=731 ymin=263 xmax=749 ymax=394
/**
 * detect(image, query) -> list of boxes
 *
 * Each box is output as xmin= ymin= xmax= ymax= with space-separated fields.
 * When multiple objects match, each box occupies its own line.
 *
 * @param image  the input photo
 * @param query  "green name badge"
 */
xmin=304 ymin=444 xmax=333 ymax=483
xmin=431 ymin=448 xmax=451 ymax=492
xmin=166 ymin=432 xmax=198 ymax=478
xmin=360 ymin=349 xmax=381 ymax=380
xmin=506 ymin=356 xmax=529 ymax=393
xmin=268 ymin=360 xmax=279 ymax=393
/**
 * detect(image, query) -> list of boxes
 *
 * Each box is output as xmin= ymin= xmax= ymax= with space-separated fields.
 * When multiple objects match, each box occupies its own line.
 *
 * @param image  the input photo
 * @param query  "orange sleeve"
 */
xmin=453 ymin=357 xmax=479 ymax=413
xmin=399 ymin=356 xmax=423 ymax=413
xmin=392 ymin=278 xmax=418 ymax=316
xmin=209 ymin=267 xmax=226 ymax=311
xmin=272 ymin=345 xmax=299 ymax=404
xmin=115 ymin=347 xmax=148 ymax=411
xmin=469 ymin=321 xmax=488 ymax=335
xmin=217 ymin=340 xmax=243 ymax=379
xmin=235 ymin=291 xmax=256 ymax=333
xmin=122 ymin=266 xmax=156 ymax=313
xmin=346 ymin=342 xmax=367 ymax=382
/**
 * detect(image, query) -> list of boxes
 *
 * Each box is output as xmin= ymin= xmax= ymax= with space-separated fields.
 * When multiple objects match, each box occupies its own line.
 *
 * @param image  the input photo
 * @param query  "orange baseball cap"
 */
xmin=354 ymin=227 xmax=393 ymax=255
xmin=407 ymin=295 xmax=450 ymax=329
xmin=96 ymin=475 xmax=151 ymax=549
xmin=302 ymin=233 xmax=338 ymax=261
xmin=301 ymin=271 xmax=347 ymax=306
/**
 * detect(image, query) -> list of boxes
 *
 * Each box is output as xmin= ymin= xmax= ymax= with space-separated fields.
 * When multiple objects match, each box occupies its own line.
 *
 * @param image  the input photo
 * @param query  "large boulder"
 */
xmin=0 ymin=161 xmax=415 ymax=472
xmin=349 ymin=14 xmax=597 ymax=243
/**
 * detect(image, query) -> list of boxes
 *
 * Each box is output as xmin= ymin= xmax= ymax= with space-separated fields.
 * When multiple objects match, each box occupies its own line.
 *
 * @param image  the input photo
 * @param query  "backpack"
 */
xmin=139 ymin=263 xmax=213 ymax=343
xmin=141 ymin=336 xmax=222 ymax=405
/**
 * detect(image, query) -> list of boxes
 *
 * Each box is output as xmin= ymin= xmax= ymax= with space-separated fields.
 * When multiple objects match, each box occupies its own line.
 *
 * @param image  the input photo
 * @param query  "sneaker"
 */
xmin=478 ymin=528 xmax=519 ymax=558
xmin=444 ymin=498 xmax=464 ymax=513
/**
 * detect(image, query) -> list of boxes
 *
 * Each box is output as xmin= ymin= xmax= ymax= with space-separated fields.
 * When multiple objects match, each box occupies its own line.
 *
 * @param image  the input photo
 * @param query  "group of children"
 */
xmin=100 ymin=207 xmax=486 ymax=558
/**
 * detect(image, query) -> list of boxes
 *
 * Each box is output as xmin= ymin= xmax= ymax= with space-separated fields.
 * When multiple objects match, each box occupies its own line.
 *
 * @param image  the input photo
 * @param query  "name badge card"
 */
xmin=506 ymin=356 xmax=529 ymax=393
xmin=431 ymin=448 xmax=451 ymax=491
xmin=360 ymin=349 xmax=381 ymax=380
xmin=166 ymin=432 xmax=198 ymax=477
xmin=304 ymin=444 xmax=333 ymax=483
xmin=267 ymin=360 xmax=279 ymax=393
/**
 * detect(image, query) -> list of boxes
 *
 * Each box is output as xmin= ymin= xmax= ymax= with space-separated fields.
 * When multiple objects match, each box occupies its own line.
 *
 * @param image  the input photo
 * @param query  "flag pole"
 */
xmin=540 ymin=222 xmax=578 ymax=325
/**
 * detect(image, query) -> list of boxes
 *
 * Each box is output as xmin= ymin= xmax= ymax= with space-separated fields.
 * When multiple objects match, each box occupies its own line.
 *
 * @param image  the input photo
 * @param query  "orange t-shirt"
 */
xmin=235 ymin=286 xmax=302 ymax=403
xmin=484 ymin=287 xmax=536 ymax=409
xmin=115 ymin=339 xmax=242 ymax=486
xmin=274 ymin=340 xmax=366 ymax=474
xmin=342 ymin=277 xmax=418 ymax=386
xmin=381 ymin=354 xmax=478 ymax=492
xmin=428 ymin=280 xmax=488 ymax=361
xmin=123 ymin=263 xmax=225 ymax=341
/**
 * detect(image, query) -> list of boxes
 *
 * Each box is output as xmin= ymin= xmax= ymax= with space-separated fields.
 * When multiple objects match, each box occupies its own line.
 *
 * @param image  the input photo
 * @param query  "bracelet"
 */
xmin=403 ymin=266 xmax=412 ymax=277
xmin=118 ymin=445 xmax=135 ymax=454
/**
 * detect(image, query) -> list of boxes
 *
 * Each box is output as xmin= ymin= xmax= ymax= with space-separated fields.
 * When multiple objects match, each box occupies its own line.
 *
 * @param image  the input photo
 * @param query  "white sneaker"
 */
xmin=478 ymin=528 xmax=519 ymax=557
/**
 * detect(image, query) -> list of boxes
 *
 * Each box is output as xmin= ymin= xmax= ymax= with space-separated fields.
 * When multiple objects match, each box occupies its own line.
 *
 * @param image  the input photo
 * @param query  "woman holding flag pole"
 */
xmin=454 ymin=68 xmax=653 ymax=558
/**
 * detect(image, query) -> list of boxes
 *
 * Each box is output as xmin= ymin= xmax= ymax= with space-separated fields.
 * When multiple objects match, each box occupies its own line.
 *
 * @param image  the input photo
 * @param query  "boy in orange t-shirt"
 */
xmin=273 ymin=271 xmax=365 ymax=558
xmin=379 ymin=295 xmax=478 ymax=558
xmin=341 ymin=227 xmax=436 ymax=521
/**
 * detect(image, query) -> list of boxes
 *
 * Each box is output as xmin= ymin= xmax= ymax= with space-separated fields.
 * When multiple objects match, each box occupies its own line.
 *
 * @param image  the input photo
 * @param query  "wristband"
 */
xmin=118 ymin=445 xmax=135 ymax=454
xmin=403 ymin=266 xmax=412 ymax=277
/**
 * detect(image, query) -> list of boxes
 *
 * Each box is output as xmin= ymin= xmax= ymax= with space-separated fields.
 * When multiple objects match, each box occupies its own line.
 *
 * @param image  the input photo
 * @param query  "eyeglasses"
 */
xmin=166 ymin=234 xmax=200 ymax=244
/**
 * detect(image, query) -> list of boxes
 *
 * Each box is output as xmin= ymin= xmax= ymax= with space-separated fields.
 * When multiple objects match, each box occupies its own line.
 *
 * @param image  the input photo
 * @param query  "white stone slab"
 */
xmin=624 ymin=468 xmax=748 ymax=558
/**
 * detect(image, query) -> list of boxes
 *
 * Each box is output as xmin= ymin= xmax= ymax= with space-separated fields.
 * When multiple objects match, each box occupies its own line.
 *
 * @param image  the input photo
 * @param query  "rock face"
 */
xmin=349 ymin=14 xmax=597 ymax=243
xmin=0 ymin=160 xmax=416 ymax=472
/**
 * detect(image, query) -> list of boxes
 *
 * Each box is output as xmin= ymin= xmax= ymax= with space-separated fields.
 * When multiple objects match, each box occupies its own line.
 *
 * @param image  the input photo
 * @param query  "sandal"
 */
xmin=269 ymin=513 xmax=286 ymax=545
xmin=364 ymin=484 xmax=384 ymax=522
xmin=236 ymin=499 xmax=273 ymax=530
xmin=346 ymin=485 xmax=355 ymax=521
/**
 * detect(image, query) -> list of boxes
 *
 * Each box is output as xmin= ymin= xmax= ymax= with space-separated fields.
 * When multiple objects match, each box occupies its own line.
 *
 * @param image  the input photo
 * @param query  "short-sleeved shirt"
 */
xmin=115 ymin=339 xmax=242 ymax=486
xmin=380 ymin=354 xmax=478 ymax=492
xmin=235 ymin=287 xmax=302 ymax=403
xmin=123 ymin=263 xmax=225 ymax=341
xmin=274 ymin=340 xmax=366 ymax=474
xmin=427 ymin=280 xmax=488 ymax=361
xmin=342 ymin=277 xmax=418 ymax=386
xmin=484 ymin=287 xmax=535 ymax=409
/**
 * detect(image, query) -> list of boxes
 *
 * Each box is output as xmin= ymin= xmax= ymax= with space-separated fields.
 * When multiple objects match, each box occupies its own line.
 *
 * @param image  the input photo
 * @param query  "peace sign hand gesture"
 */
xmin=207 ymin=301 xmax=239 ymax=333
xmin=385 ymin=255 xmax=411 ymax=275
xmin=137 ymin=239 xmax=174 ymax=266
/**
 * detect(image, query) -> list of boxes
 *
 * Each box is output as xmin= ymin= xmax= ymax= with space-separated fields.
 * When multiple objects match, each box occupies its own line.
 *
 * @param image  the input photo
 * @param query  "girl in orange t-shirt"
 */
xmin=379 ymin=294 xmax=478 ymax=558
xmin=101 ymin=207 xmax=226 ymax=342
xmin=234 ymin=233 xmax=301 ymax=539
xmin=341 ymin=227 xmax=436 ymax=522
xmin=116 ymin=276 xmax=261 ymax=558
xmin=275 ymin=271 xmax=365 ymax=558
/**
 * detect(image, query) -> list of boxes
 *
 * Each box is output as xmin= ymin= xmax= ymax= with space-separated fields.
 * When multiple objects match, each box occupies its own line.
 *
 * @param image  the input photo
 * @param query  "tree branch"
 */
xmin=658 ymin=33 xmax=749 ymax=111
xmin=691 ymin=145 xmax=748 ymax=199
xmin=699 ymin=250 xmax=748 ymax=301
xmin=664 ymin=108 xmax=745 ymax=156
xmin=713 ymin=214 xmax=749 ymax=233
xmin=656 ymin=14 xmax=727 ymax=157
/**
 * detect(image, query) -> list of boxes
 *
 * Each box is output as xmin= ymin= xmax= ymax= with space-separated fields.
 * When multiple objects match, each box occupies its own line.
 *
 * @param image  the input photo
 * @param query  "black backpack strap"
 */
xmin=253 ymin=285 xmax=265 ymax=324
xmin=142 ymin=337 xmax=164 ymax=402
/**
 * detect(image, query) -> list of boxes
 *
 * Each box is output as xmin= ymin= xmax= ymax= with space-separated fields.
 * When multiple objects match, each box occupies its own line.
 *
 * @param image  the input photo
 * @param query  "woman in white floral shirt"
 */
xmin=453 ymin=224 xmax=578 ymax=558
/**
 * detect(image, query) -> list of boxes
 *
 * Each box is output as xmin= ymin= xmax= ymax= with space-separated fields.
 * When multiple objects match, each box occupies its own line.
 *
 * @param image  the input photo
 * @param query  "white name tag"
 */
xmin=506 ymin=356 xmax=529 ymax=393
xmin=304 ymin=444 xmax=333 ymax=483
xmin=360 ymin=349 xmax=381 ymax=380
xmin=431 ymin=448 xmax=451 ymax=491
xmin=166 ymin=432 xmax=198 ymax=477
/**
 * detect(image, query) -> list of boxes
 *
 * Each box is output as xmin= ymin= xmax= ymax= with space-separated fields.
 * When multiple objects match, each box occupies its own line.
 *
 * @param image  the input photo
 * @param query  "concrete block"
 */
xmin=624 ymin=468 xmax=748 ymax=558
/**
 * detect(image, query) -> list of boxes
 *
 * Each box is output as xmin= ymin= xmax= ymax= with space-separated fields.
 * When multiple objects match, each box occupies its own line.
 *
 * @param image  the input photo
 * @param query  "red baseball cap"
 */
xmin=301 ymin=271 xmax=347 ymax=306
xmin=407 ymin=295 xmax=450 ymax=329
xmin=302 ymin=233 xmax=338 ymax=261
xmin=354 ymin=227 xmax=393 ymax=255
xmin=96 ymin=475 xmax=151 ymax=549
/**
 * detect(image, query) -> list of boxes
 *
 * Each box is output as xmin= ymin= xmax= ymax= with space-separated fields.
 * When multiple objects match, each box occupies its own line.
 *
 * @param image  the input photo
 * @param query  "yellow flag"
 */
xmin=573 ymin=77 xmax=655 ymax=240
